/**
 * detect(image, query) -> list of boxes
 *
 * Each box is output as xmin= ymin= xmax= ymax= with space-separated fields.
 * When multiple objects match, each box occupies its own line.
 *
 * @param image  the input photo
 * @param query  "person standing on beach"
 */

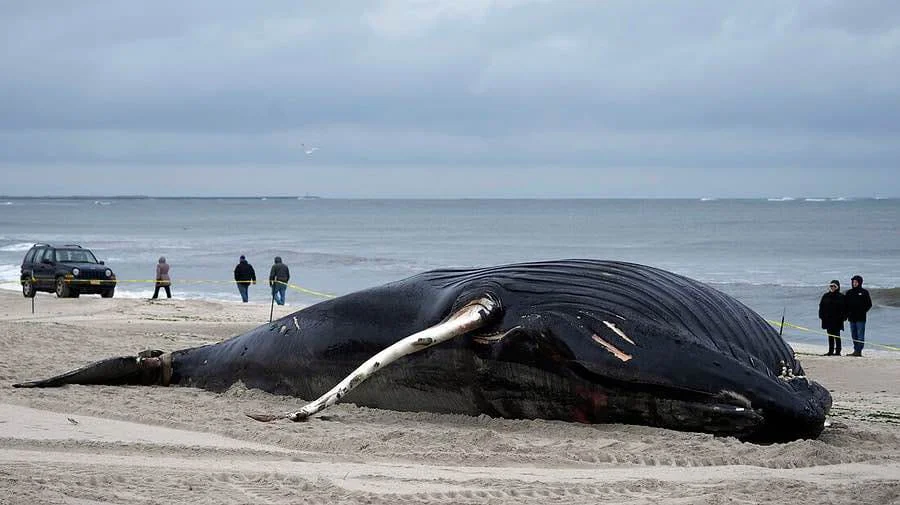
xmin=233 ymin=255 xmax=256 ymax=303
xmin=152 ymin=256 xmax=172 ymax=299
xmin=818 ymin=280 xmax=846 ymax=356
xmin=269 ymin=256 xmax=290 ymax=305
xmin=845 ymin=274 xmax=873 ymax=357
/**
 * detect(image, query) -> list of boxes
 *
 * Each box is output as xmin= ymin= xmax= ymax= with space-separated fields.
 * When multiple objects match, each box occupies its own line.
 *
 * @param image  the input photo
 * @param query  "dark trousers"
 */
xmin=825 ymin=326 xmax=842 ymax=355
xmin=152 ymin=283 xmax=171 ymax=299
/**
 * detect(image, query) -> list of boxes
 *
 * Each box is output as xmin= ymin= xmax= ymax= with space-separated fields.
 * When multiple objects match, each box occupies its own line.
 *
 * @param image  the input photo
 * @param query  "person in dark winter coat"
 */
xmin=269 ymin=256 xmax=290 ymax=306
xmin=845 ymin=274 xmax=873 ymax=356
xmin=818 ymin=279 xmax=846 ymax=356
xmin=233 ymin=255 xmax=257 ymax=303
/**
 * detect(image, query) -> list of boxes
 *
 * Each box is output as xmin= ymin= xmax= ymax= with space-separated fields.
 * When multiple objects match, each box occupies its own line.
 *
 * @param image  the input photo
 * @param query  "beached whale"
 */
xmin=13 ymin=260 xmax=831 ymax=442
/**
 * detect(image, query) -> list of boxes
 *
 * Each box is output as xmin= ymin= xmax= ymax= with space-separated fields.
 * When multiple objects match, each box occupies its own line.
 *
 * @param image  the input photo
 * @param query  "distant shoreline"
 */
xmin=0 ymin=195 xmax=320 ymax=201
xmin=1 ymin=196 xmax=897 ymax=201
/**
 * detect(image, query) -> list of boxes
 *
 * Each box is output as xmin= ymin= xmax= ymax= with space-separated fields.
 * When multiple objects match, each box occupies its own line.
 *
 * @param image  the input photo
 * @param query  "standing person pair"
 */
xmin=269 ymin=256 xmax=290 ymax=305
xmin=818 ymin=275 xmax=872 ymax=357
xmin=233 ymin=255 xmax=257 ymax=303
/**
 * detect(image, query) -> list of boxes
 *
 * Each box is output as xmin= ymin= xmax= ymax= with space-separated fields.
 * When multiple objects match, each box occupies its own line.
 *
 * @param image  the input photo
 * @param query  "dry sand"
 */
xmin=0 ymin=290 xmax=897 ymax=505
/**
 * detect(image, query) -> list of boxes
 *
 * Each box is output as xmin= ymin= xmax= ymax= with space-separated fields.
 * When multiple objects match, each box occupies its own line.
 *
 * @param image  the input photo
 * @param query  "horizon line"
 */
xmin=1 ymin=195 xmax=897 ymax=201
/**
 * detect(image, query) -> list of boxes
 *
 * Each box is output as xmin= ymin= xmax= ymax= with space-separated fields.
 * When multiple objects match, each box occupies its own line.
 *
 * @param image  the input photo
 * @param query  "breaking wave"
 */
xmin=871 ymin=287 xmax=900 ymax=308
xmin=0 ymin=242 xmax=35 ymax=252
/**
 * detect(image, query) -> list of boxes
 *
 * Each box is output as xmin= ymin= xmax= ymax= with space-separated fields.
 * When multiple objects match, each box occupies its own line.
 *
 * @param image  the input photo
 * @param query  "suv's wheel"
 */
xmin=22 ymin=278 xmax=35 ymax=298
xmin=101 ymin=288 xmax=115 ymax=298
xmin=55 ymin=277 xmax=71 ymax=298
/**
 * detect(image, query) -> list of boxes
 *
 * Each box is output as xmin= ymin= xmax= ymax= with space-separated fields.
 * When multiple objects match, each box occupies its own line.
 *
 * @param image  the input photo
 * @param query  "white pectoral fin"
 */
xmin=247 ymin=295 xmax=500 ymax=422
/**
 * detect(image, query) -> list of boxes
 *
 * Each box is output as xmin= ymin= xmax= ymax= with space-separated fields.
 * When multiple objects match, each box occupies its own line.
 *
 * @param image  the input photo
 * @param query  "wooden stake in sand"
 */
xmin=269 ymin=284 xmax=275 ymax=323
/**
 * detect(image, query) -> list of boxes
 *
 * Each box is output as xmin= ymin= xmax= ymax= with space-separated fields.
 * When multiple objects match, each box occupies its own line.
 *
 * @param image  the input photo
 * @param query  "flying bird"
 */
xmin=301 ymin=144 xmax=319 ymax=155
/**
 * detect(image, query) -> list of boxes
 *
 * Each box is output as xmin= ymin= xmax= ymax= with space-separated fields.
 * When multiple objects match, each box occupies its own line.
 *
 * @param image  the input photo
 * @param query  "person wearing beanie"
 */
xmin=269 ymin=256 xmax=291 ymax=306
xmin=818 ymin=279 xmax=846 ymax=356
xmin=845 ymin=274 xmax=873 ymax=357
xmin=233 ymin=255 xmax=257 ymax=303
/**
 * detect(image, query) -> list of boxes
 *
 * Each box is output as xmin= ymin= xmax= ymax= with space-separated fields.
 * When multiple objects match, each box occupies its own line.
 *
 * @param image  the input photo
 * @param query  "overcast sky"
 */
xmin=2 ymin=1 xmax=898 ymax=197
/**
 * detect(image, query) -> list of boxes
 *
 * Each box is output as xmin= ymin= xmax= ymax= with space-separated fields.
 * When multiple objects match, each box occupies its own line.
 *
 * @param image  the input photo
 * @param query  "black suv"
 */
xmin=20 ymin=243 xmax=117 ymax=298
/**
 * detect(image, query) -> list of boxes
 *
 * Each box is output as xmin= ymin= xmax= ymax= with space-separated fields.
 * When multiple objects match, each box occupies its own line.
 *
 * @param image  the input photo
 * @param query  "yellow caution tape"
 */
xmin=766 ymin=319 xmax=899 ymax=352
xmin=284 ymin=283 xmax=336 ymax=299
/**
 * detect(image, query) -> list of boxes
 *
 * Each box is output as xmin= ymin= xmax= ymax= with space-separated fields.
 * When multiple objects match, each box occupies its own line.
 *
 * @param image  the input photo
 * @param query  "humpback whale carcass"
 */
xmin=13 ymin=260 xmax=831 ymax=442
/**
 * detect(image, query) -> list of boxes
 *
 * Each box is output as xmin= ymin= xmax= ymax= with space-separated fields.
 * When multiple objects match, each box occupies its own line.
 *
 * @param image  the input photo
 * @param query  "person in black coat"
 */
xmin=845 ymin=274 xmax=873 ymax=357
xmin=268 ymin=256 xmax=290 ymax=306
xmin=233 ymin=255 xmax=257 ymax=303
xmin=818 ymin=279 xmax=846 ymax=356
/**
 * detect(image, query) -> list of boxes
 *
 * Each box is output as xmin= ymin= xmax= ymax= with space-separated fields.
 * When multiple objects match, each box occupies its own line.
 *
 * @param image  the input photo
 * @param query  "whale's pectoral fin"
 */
xmin=247 ymin=295 xmax=501 ymax=423
xmin=13 ymin=350 xmax=171 ymax=388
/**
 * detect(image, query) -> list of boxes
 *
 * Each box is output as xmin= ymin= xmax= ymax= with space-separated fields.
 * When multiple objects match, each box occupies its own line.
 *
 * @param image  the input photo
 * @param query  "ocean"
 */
xmin=1 ymin=197 xmax=898 ymax=351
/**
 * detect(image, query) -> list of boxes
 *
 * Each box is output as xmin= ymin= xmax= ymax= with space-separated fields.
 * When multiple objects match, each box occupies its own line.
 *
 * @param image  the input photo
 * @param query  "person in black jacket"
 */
xmin=845 ymin=274 xmax=873 ymax=356
xmin=233 ymin=255 xmax=257 ymax=303
xmin=269 ymin=256 xmax=290 ymax=306
xmin=818 ymin=279 xmax=846 ymax=356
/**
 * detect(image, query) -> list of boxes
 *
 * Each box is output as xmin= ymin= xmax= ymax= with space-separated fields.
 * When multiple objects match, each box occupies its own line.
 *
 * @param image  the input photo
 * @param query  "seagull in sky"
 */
xmin=301 ymin=144 xmax=319 ymax=155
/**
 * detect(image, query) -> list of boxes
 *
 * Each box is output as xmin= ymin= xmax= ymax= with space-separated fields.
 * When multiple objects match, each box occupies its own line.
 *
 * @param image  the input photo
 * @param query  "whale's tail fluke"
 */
xmin=13 ymin=350 xmax=170 ymax=388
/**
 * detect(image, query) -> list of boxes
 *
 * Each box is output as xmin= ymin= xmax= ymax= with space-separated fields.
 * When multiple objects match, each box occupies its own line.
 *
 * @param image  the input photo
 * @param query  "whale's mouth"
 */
xmin=642 ymin=393 xmax=765 ymax=437
xmin=566 ymin=376 xmax=828 ymax=442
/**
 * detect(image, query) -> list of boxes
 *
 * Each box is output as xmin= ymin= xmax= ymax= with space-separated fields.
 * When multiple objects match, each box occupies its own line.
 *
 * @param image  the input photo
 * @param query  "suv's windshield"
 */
xmin=55 ymin=249 xmax=98 ymax=263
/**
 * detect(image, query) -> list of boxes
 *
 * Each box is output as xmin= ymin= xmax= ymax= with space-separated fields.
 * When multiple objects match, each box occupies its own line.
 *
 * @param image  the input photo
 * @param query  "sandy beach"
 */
xmin=0 ymin=290 xmax=897 ymax=505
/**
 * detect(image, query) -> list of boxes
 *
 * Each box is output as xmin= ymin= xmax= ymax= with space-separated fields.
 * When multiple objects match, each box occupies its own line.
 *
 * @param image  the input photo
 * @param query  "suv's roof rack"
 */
xmin=60 ymin=244 xmax=83 ymax=248
xmin=32 ymin=243 xmax=51 ymax=247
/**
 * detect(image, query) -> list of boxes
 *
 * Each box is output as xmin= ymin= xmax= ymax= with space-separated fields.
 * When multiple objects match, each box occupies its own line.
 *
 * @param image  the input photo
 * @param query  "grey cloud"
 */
xmin=1 ymin=0 xmax=899 ymax=196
